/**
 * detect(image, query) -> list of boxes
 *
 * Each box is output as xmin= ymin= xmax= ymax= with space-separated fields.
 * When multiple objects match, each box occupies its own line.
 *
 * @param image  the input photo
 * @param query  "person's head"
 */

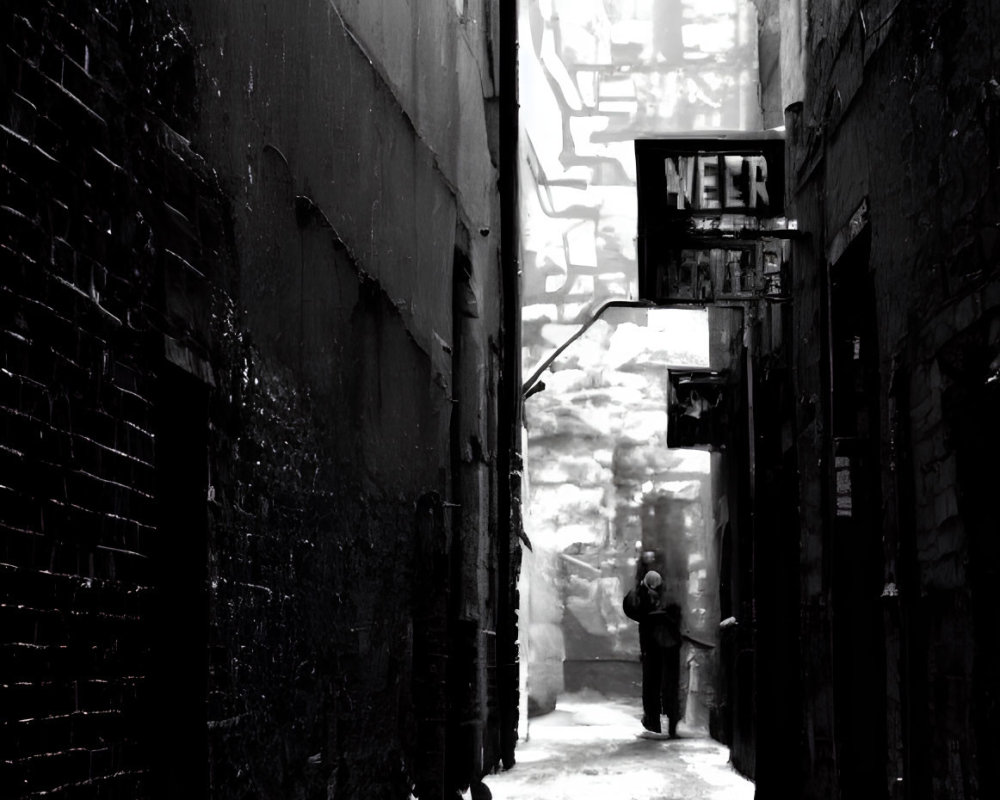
xmin=642 ymin=570 xmax=662 ymax=590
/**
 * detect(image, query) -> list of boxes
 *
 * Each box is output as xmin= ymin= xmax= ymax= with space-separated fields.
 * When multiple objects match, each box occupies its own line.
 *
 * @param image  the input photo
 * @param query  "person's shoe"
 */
xmin=667 ymin=720 xmax=678 ymax=738
xmin=641 ymin=715 xmax=661 ymax=734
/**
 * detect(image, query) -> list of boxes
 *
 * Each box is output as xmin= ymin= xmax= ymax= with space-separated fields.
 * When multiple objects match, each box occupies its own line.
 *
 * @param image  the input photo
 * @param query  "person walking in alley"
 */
xmin=623 ymin=569 xmax=682 ymax=738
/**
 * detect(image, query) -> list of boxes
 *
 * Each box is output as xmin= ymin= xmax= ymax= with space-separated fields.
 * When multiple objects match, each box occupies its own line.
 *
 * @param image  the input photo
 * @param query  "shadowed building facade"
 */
xmin=0 ymin=2 xmax=520 ymax=797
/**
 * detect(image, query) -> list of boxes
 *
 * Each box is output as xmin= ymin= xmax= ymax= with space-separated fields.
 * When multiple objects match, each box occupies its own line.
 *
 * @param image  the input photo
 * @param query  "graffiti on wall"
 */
xmin=521 ymin=0 xmax=761 ymax=322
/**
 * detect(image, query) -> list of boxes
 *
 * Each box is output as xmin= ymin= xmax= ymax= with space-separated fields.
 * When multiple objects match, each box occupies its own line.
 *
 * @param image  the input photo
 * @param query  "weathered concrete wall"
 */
xmin=1 ymin=1 xmax=517 ymax=797
xmin=783 ymin=1 xmax=1000 ymax=798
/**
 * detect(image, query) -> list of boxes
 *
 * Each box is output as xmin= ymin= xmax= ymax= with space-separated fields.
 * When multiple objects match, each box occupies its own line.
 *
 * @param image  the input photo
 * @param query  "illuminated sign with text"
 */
xmin=636 ymin=135 xmax=787 ymax=304
xmin=663 ymin=153 xmax=771 ymax=211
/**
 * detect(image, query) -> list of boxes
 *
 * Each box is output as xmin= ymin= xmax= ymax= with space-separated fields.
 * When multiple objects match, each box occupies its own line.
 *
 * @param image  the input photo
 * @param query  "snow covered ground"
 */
xmin=483 ymin=690 xmax=753 ymax=800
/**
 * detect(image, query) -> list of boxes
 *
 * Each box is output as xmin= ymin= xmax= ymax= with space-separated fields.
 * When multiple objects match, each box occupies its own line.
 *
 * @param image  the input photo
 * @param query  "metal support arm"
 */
xmin=521 ymin=299 xmax=658 ymax=399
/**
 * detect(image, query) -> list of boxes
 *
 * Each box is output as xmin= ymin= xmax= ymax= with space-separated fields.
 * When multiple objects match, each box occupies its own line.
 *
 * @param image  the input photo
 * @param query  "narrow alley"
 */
xmin=2 ymin=1 xmax=999 ymax=799
xmin=487 ymin=690 xmax=753 ymax=800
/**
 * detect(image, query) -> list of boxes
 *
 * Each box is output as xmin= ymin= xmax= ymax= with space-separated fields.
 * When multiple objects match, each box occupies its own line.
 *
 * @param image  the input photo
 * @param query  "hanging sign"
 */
xmin=636 ymin=135 xmax=787 ymax=305
xmin=667 ymin=370 xmax=728 ymax=450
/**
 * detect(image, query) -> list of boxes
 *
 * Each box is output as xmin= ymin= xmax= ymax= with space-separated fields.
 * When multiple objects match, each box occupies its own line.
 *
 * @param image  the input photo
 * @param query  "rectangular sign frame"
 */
xmin=636 ymin=133 xmax=786 ymax=305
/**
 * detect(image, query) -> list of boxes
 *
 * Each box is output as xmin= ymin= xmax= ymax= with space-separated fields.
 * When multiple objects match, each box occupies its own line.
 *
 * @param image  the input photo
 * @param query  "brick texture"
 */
xmin=782 ymin=2 xmax=1000 ymax=798
xmin=1 ymin=4 xmax=169 ymax=797
xmin=2 ymin=2 xmax=518 ymax=798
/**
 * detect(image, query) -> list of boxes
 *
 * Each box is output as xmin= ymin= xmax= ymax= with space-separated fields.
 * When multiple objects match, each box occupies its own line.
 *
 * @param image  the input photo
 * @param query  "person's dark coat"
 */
xmin=624 ymin=581 xmax=683 ymax=734
xmin=623 ymin=583 xmax=681 ymax=651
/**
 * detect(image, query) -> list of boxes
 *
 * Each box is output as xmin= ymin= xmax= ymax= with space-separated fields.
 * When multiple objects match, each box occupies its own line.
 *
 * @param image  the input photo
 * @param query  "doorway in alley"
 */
xmin=827 ymin=228 xmax=887 ymax=795
xmin=149 ymin=365 xmax=210 ymax=798
xmin=943 ymin=313 xmax=1000 ymax=800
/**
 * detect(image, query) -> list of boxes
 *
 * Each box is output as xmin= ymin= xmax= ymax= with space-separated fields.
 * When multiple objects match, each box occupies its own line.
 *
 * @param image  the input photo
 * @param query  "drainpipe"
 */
xmin=497 ymin=0 xmax=521 ymax=771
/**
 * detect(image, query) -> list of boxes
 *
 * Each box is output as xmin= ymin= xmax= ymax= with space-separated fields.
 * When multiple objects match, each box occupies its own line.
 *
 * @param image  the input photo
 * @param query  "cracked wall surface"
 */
xmin=0 ymin=1 xmax=518 ymax=797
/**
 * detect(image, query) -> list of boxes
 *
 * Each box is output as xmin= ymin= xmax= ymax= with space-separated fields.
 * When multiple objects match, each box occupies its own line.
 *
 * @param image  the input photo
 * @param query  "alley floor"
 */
xmin=484 ymin=690 xmax=754 ymax=800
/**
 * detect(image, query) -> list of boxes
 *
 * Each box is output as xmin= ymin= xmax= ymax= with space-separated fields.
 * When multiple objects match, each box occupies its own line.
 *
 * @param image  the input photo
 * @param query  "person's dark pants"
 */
xmin=641 ymin=644 xmax=681 ymax=733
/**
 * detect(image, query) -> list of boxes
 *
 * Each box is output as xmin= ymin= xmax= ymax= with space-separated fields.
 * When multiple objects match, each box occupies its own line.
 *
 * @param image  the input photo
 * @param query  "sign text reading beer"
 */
xmin=664 ymin=154 xmax=770 ymax=211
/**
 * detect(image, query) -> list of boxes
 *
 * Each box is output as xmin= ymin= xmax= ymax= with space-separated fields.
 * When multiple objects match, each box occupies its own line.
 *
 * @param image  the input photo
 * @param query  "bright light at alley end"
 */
xmin=635 ymin=133 xmax=788 ymax=306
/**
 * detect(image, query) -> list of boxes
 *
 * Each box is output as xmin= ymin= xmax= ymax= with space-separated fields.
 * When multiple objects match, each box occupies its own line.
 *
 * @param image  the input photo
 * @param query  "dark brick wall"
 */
xmin=2 ymin=2 xmax=519 ymax=798
xmin=2 ymin=4 xmax=186 ymax=796
xmin=782 ymin=1 xmax=1000 ymax=798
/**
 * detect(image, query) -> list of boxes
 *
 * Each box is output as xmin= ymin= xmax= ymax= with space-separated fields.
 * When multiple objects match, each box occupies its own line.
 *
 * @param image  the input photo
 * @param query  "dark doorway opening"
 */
xmin=828 ymin=228 xmax=887 ymax=796
xmin=944 ymin=318 xmax=1000 ymax=800
xmin=149 ymin=363 xmax=209 ymax=798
